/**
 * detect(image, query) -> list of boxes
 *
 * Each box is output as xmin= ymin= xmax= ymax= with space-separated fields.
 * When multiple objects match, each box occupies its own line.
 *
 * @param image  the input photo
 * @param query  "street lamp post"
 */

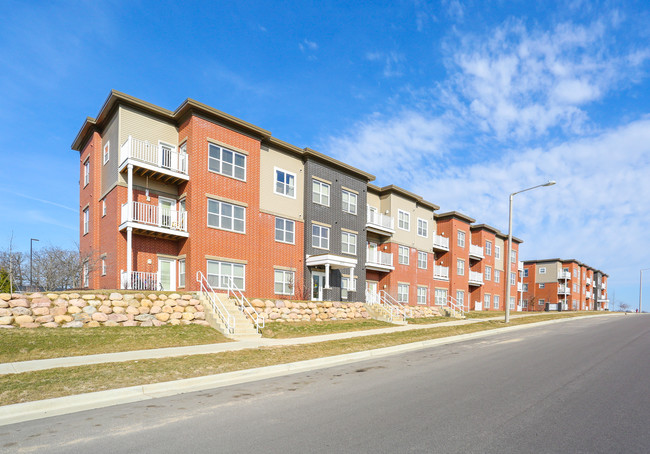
xmin=30 ymin=238 xmax=39 ymax=289
xmin=505 ymin=181 xmax=556 ymax=323
xmin=640 ymin=268 xmax=650 ymax=313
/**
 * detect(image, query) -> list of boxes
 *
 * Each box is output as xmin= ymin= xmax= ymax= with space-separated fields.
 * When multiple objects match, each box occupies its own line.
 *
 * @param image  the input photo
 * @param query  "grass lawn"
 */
xmin=465 ymin=311 xmax=506 ymax=319
xmin=0 ymin=312 xmax=611 ymax=406
xmin=260 ymin=319 xmax=393 ymax=338
xmin=407 ymin=316 xmax=450 ymax=325
xmin=0 ymin=325 xmax=230 ymax=363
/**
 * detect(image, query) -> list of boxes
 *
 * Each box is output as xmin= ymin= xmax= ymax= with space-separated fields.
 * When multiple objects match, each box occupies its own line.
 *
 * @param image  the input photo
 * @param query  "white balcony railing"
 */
xmin=121 ymin=202 xmax=188 ymax=232
xmin=433 ymin=234 xmax=449 ymax=251
xmin=469 ymin=244 xmax=484 ymax=259
xmin=586 ymin=277 xmax=592 ymax=285
xmin=517 ymin=282 xmax=523 ymax=292
xmin=433 ymin=265 xmax=449 ymax=280
xmin=468 ymin=270 xmax=484 ymax=286
xmin=366 ymin=249 xmax=394 ymax=268
xmin=558 ymin=285 xmax=570 ymax=295
xmin=366 ymin=207 xmax=394 ymax=233
xmin=602 ymin=282 xmax=607 ymax=289
xmin=586 ymin=291 xmax=592 ymax=298
xmin=121 ymin=136 xmax=188 ymax=175
xmin=558 ymin=270 xmax=571 ymax=280
xmin=518 ymin=261 xmax=524 ymax=271
xmin=120 ymin=270 xmax=159 ymax=290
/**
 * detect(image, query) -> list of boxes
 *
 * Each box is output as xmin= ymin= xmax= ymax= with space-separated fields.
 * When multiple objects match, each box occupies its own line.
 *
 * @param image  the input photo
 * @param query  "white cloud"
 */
xmin=299 ymin=39 xmax=318 ymax=52
xmin=365 ymin=51 xmax=405 ymax=77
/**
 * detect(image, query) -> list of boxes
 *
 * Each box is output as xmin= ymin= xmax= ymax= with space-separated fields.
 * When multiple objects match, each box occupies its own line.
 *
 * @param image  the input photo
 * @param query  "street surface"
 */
xmin=2 ymin=315 xmax=649 ymax=453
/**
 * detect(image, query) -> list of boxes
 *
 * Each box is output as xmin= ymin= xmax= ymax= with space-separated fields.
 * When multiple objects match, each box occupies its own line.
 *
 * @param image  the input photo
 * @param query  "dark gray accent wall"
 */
xmin=303 ymin=158 xmax=368 ymax=302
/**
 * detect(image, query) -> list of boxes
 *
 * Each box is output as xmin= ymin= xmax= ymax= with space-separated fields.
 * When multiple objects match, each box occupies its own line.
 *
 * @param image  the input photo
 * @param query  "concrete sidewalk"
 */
xmin=0 ymin=313 xmax=547 ymax=375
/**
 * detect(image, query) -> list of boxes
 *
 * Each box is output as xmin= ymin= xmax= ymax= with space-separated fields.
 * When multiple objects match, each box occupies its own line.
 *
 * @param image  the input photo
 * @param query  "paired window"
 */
xmin=274 ymin=270 xmax=294 ymax=295
xmin=312 ymin=180 xmax=330 ymax=206
xmin=83 ymin=160 xmax=90 ymax=187
xmin=510 ymin=272 xmax=516 ymax=286
xmin=207 ymin=199 xmax=245 ymax=233
xmin=341 ymin=232 xmax=357 ymax=255
xmin=539 ymin=299 xmax=545 ymax=306
xmin=342 ymin=190 xmax=357 ymax=215
xmin=494 ymin=294 xmax=500 ymax=309
xmin=494 ymin=269 xmax=500 ymax=283
xmin=341 ymin=277 xmax=357 ymax=299
xmin=398 ymin=283 xmax=409 ymax=303
xmin=398 ymin=246 xmax=409 ymax=265
xmin=312 ymin=224 xmax=330 ymax=249
xmin=398 ymin=210 xmax=410 ymax=231
xmin=207 ymin=260 xmax=245 ymax=290
xmin=103 ymin=141 xmax=110 ymax=165
xmin=417 ymin=286 xmax=427 ymax=305
xmin=457 ymin=230 xmax=466 ymax=248
xmin=456 ymin=290 xmax=465 ymax=307
xmin=208 ymin=143 xmax=246 ymax=180
xmin=435 ymin=288 xmax=448 ymax=306
xmin=275 ymin=218 xmax=295 ymax=244
xmin=417 ymin=251 xmax=427 ymax=269
xmin=509 ymin=297 xmax=516 ymax=310
xmin=417 ymin=219 xmax=428 ymax=237
xmin=539 ymin=267 xmax=546 ymax=274
xmin=275 ymin=169 xmax=296 ymax=197
xmin=539 ymin=283 xmax=545 ymax=289
xmin=178 ymin=260 xmax=185 ymax=287
xmin=456 ymin=259 xmax=465 ymax=276
xmin=495 ymin=245 xmax=501 ymax=259
xmin=484 ymin=266 xmax=492 ymax=281
xmin=511 ymin=250 xmax=517 ymax=263
xmin=484 ymin=294 xmax=491 ymax=308
xmin=83 ymin=208 xmax=89 ymax=235
xmin=485 ymin=241 xmax=492 ymax=256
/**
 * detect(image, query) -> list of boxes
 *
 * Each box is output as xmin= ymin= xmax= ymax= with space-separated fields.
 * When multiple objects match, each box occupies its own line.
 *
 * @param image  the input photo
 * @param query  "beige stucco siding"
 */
xmin=536 ymin=261 xmax=559 ymax=283
xmin=386 ymin=193 xmax=417 ymax=246
xmin=101 ymin=112 xmax=120 ymax=196
xmin=119 ymin=105 xmax=178 ymax=150
xmin=413 ymin=205 xmax=435 ymax=250
xmin=367 ymin=191 xmax=381 ymax=209
xmin=259 ymin=146 xmax=304 ymax=221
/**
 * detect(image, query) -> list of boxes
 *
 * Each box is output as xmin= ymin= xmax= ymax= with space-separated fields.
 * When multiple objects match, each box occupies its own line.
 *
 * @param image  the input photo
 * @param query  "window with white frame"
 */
xmin=485 ymin=240 xmax=492 ymax=256
xmin=83 ymin=262 xmax=89 ymax=287
xmin=509 ymin=297 xmax=515 ymax=310
xmin=342 ymin=190 xmax=357 ymax=215
xmin=83 ymin=160 xmax=89 ymax=186
xmin=494 ymin=269 xmax=500 ymax=283
xmin=435 ymin=288 xmax=448 ymax=306
xmin=208 ymin=143 xmax=246 ymax=180
xmin=417 ymin=286 xmax=427 ymax=305
xmin=573 ymin=283 xmax=578 ymax=292
xmin=573 ymin=268 xmax=579 ymax=278
xmin=494 ymin=294 xmax=500 ymax=309
xmin=398 ymin=283 xmax=409 ymax=303
xmin=207 ymin=260 xmax=245 ymax=290
xmin=456 ymin=259 xmax=465 ymax=276
xmin=274 ymin=270 xmax=294 ymax=295
xmin=398 ymin=210 xmax=410 ymax=231
xmin=510 ymin=272 xmax=516 ymax=286
xmin=101 ymin=258 xmax=106 ymax=276
xmin=495 ymin=245 xmax=501 ymax=259
xmin=102 ymin=200 xmax=106 ymax=217
xmin=485 ymin=265 xmax=492 ymax=281
xmin=178 ymin=259 xmax=185 ymax=287
xmin=83 ymin=208 xmax=89 ymax=235
xmin=511 ymin=250 xmax=517 ymax=263
xmin=456 ymin=290 xmax=465 ymax=308
xmin=523 ymin=283 xmax=528 ymax=292
xmin=398 ymin=245 xmax=409 ymax=265
xmin=484 ymin=294 xmax=491 ymax=309
xmin=417 ymin=219 xmax=428 ymax=237
xmin=312 ymin=179 xmax=330 ymax=206
xmin=341 ymin=276 xmax=357 ymax=299
xmin=275 ymin=217 xmax=295 ymax=244
xmin=341 ymin=232 xmax=357 ymax=255
xmin=539 ymin=298 xmax=545 ymax=306
xmin=103 ymin=141 xmax=110 ymax=165
xmin=539 ymin=283 xmax=545 ymax=289
xmin=457 ymin=230 xmax=466 ymax=248
xmin=275 ymin=169 xmax=296 ymax=198
xmin=539 ymin=267 xmax=546 ymax=274
xmin=524 ymin=269 xmax=528 ymax=277
xmin=207 ymin=199 xmax=245 ymax=233
xmin=312 ymin=224 xmax=329 ymax=249
xmin=418 ymin=251 xmax=427 ymax=269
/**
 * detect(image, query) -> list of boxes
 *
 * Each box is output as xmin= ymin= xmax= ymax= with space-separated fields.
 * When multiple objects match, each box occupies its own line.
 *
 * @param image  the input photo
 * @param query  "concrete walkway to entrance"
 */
xmin=0 ymin=313 xmax=549 ymax=375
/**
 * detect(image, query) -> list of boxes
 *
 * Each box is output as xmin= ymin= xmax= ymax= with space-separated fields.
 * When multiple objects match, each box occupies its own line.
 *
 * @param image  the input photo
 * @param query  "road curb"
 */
xmin=0 ymin=314 xmax=618 ymax=426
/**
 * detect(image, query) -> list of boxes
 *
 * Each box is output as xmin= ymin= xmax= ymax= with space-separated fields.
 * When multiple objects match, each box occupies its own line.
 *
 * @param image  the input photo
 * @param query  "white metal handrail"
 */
xmin=434 ymin=265 xmax=449 ymax=280
xmin=121 ymin=136 xmax=189 ymax=175
xmin=446 ymin=295 xmax=465 ymax=316
xmin=558 ymin=285 xmax=570 ymax=295
xmin=557 ymin=270 xmax=571 ymax=280
xmin=225 ymin=276 xmax=264 ymax=333
xmin=366 ymin=207 xmax=394 ymax=230
xmin=433 ymin=234 xmax=449 ymax=250
xmin=196 ymin=271 xmax=235 ymax=334
xmin=120 ymin=270 xmax=159 ymax=290
xmin=121 ymin=202 xmax=187 ymax=231
xmin=469 ymin=270 xmax=484 ymax=285
xmin=366 ymin=248 xmax=394 ymax=267
xmin=380 ymin=290 xmax=411 ymax=320
xmin=469 ymin=244 xmax=484 ymax=258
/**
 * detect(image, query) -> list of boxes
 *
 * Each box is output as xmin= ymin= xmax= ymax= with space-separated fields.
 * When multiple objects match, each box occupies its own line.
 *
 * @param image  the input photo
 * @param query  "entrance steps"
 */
xmin=363 ymin=303 xmax=408 ymax=325
xmin=199 ymin=292 xmax=262 ymax=340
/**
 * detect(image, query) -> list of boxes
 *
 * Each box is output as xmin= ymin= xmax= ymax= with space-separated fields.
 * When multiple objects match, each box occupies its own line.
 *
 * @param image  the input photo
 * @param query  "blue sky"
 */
xmin=1 ymin=0 xmax=649 ymax=308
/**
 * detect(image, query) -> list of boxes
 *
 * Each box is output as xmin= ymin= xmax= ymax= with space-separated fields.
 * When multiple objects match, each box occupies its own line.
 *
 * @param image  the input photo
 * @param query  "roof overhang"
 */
xmin=306 ymin=254 xmax=358 ymax=269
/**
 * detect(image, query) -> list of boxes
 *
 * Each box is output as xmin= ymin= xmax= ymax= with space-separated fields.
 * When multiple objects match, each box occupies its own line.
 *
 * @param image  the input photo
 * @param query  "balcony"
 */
xmin=586 ymin=277 xmax=592 ymax=286
xmin=120 ymin=136 xmax=189 ymax=184
xmin=586 ymin=290 xmax=592 ymax=299
xmin=469 ymin=244 xmax=484 ymax=260
xmin=468 ymin=271 xmax=484 ymax=286
xmin=557 ymin=270 xmax=571 ymax=280
xmin=598 ymin=297 xmax=609 ymax=303
xmin=558 ymin=285 xmax=570 ymax=295
xmin=602 ymin=282 xmax=607 ymax=290
xmin=120 ymin=270 xmax=159 ymax=291
xmin=432 ymin=234 xmax=449 ymax=251
xmin=433 ymin=265 xmax=449 ymax=280
xmin=366 ymin=207 xmax=395 ymax=236
xmin=120 ymin=202 xmax=189 ymax=239
xmin=517 ymin=282 xmax=523 ymax=292
xmin=365 ymin=248 xmax=394 ymax=272
xmin=518 ymin=261 xmax=524 ymax=271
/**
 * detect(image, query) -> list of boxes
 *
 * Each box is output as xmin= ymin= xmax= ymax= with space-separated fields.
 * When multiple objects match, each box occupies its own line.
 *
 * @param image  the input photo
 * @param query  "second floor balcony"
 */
xmin=365 ymin=248 xmax=394 ymax=272
xmin=120 ymin=201 xmax=188 ymax=239
xmin=558 ymin=270 xmax=571 ymax=280
xmin=433 ymin=234 xmax=449 ymax=251
xmin=433 ymin=265 xmax=449 ymax=280
xmin=517 ymin=282 xmax=523 ymax=292
xmin=469 ymin=244 xmax=484 ymax=260
xmin=120 ymin=136 xmax=189 ymax=183
xmin=468 ymin=270 xmax=484 ymax=286
xmin=586 ymin=277 xmax=592 ymax=286
xmin=558 ymin=285 xmax=570 ymax=295
xmin=586 ymin=290 xmax=592 ymax=299
xmin=366 ymin=207 xmax=395 ymax=236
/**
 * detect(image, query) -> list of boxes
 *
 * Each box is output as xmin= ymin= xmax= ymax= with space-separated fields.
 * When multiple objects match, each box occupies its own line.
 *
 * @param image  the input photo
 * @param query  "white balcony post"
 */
xmin=127 ymin=164 xmax=133 ymax=222
xmin=349 ymin=267 xmax=354 ymax=291
xmin=126 ymin=226 xmax=132 ymax=289
xmin=325 ymin=264 xmax=330 ymax=289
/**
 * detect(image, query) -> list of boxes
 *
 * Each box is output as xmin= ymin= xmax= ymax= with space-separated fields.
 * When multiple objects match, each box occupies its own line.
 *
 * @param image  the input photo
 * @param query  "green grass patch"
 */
xmin=0 ymin=325 xmax=230 ymax=363
xmin=260 ymin=319 xmax=394 ymax=338
xmin=0 ymin=312 xmax=611 ymax=406
xmin=407 ymin=316 xmax=450 ymax=325
xmin=465 ymin=311 xmax=506 ymax=319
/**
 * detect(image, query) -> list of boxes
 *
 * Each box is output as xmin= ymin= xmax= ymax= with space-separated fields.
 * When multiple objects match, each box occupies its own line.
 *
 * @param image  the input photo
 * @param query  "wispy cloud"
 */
xmin=365 ymin=51 xmax=405 ymax=77
xmin=299 ymin=39 xmax=318 ymax=52
xmin=26 ymin=210 xmax=77 ymax=231
xmin=0 ymin=188 xmax=76 ymax=212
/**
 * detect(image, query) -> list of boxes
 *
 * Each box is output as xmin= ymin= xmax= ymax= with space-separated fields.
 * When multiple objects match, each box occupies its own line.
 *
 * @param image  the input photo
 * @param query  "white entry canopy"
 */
xmin=306 ymin=254 xmax=358 ymax=290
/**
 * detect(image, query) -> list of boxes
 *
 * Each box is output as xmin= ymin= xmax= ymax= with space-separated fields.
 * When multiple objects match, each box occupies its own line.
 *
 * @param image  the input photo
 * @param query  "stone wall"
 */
xmin=0 ymin=292 xmax=208 ymax=328
xmin=251 ymin=299 xmax=369 ymax=322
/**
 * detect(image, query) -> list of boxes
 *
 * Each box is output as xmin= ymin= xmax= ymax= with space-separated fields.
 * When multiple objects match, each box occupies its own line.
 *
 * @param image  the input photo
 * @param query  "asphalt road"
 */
xmin=2 ymin=315 xmax=649 ymax=453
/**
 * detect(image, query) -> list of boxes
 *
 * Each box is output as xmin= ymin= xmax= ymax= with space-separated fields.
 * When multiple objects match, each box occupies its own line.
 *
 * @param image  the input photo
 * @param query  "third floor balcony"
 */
xmin=432 ymin=234 xmax=449 ymax=251
xmin=120 ymin=136 xmax=189 ymax=184
xmin=558 ymin=270 xmax=571 ymax=280
xmin=433 ymin=265 xmax=449 ymax=280
xmin=366 ymin=206 xmax=395 ymax=236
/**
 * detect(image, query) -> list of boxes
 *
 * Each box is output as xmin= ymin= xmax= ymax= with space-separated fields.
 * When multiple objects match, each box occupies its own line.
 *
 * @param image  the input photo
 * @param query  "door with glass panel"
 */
xmin=158 ymin=258 xmax=176 ymax=291
xmin=159 ymin=198 xmax=175 ymax=229
xmin=312 ymin=271 xmax=325 ymax=301
xmin=366 ymin=281 xmax=379 ymax=304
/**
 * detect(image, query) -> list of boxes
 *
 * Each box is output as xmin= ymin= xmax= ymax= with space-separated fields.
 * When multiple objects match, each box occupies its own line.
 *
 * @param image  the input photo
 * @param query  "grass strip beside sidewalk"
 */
xmin=0 ymin=312 xmax=601 ymax=406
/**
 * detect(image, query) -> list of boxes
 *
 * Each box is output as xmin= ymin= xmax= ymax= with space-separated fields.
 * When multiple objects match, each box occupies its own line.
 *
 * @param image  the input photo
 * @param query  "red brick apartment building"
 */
xmin=73 ymin=90 xmax=590 ymax=313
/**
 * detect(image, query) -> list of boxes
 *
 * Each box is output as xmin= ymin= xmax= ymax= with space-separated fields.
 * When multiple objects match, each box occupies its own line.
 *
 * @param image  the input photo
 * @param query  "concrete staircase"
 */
xmin=363 ymin=303 xmax=408 ymax=325
xmin=199 ymin=292 xmax=262 ymax=340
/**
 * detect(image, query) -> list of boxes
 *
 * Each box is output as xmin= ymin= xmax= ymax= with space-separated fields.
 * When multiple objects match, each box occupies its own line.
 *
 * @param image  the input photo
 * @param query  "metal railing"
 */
xmin=517 ymin=282 xmax=523 ymax=292
xmin=121 ymin=202 xmax=187 ymax=232
xmin=557 ymin=270 xmax=571 ymax=280
xmin=225 ymin=276 xmax=264 ymax=333
xmin=469 ymin=244 xmax=484 ymax=259
xmin=366 ymin=248 xmax=394 ymax=267
xmin=121 ymin=136 xmax=188 ymax=175
xmin=558 ymin=285 xmax=571 ymax=295
xmin=518 ymin=261 xmax=524 ymax=271
xmin=120 ymin=270 xmax=159 ymax=290
xmin=434 ymin=265 xmax=449 ymax=280
xmin=469 ymin=270 xmax=484 ymax=285
xmin=366 ymin=207 xmax=394 ymax=231
xmin=446 ymin=295 xmax=465 ymax=317
xmin=365 ymin=290 xmax=410 ymax=322
xmin=380 ymin=290 xmax=411 ymax=320
xmin=433 ymin=234 xmax=449 ymax=250
xmin=196 ymin=271 xmax=235 ymax=334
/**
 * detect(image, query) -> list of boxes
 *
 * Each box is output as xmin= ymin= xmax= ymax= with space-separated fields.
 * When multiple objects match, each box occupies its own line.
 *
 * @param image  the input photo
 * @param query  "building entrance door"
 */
xmin=366 ymin=281 xmax=378 ymax=303
xmin=312 ymin=271 xmax=325 ymax=301
xmin=158 ymin=258 xmax=176 ymax=291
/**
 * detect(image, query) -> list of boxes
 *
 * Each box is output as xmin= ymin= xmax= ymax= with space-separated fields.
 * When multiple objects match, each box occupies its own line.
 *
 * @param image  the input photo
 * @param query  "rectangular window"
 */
xmin=398 ymin=283 xmax=409 ymax=303
xmin=457 ymin=230 xmax=466 ymax=248
xmin=178 ymin=259 xmax=185 ymax=287
xmin=207 ymin=260 xmax=245 ymax=290
xmin=83 ymin=160 xmax=89 ymax=187
xmin=539 ymin=298 xmax=545 ymax=306
xmin=524 ymin=269 xmax=529 ymax=277
xmin=456 ymin=290 xmax=465 ymax=308
xmin=495 ymin=245 xmax=501 ymax=259
xmin=539 ymin=267 xmax=546 ymax=274
xmin=494 ymin=269 xmax=500 ymax=283
xmin=342 ymin=190 xmax=357 ymax=215
xmin=484 ymin=294 xmax=491 ymax=308
xmin=457 ymin=259 xmax=465 ymax=276
xmin=539 ymin=283 xmax=545 ymax=289
xmin=102 ymin=200 xmax=106 ymax=217
xmin=509 ymin=297 xmax=515 ymax=310
xmin=312 ymin=180 xmax=330 ymax=206
xmin=510 ymin=250 xmax=517 ymax=263
xmin=398 ymin=210 xmax=410 ymax=231
xmin=417 ymin=219 xmax=428 ymax=237
xmin=341 ymin=232 xmax=357 ymax=255
xmin=418 ymin=251 xmax=427 ymax=269
xmin=510 ymin=272 xmax=516 ymax=286
xmin=208 ymin=143 xmax=246 ymax=180
xmin=573 ymin=268 xmax=579 ymax=278
xmin=103 ymin=141 xmax=110 ymax=165
xmin=207 ymin=199 xmax=245 ymax=233
xmin=523 ymin=283 xmax=528 ymax=292
xmin=417 ymin=287 xmax=427 ymax=305
xmin=573 ymin=283 xmax=578 ymax=292
xmin=83 ymin=208 xmax=89 ymax=235
xmin=312 ymin=224 xmax=330 ymax=249
xmin=275 ymin=218 xmax=295 ymax=244
xmin=494 ymin=294 xmax=500 ymax=309
xmin=485 ymin=266 xmax=492 ymax=281
xmin=83 ymin=262 xmax=89 ymax=287
xmin=435 ymin=288 xmax=448 ymax=306
xmin=274 ymin=270 xmax=294 ymax=295
xmin=101 ymin=258 xmax=106 ymax=276
xmin=485 ymin=240 xmax=492 ymax=256
xmin=398 ymin=246 xmax=409 ymax=265
xmin=275 ymin=169 xmax=296 ymax=198
xmin=341 ymin=276 xmax=357 ymax=299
